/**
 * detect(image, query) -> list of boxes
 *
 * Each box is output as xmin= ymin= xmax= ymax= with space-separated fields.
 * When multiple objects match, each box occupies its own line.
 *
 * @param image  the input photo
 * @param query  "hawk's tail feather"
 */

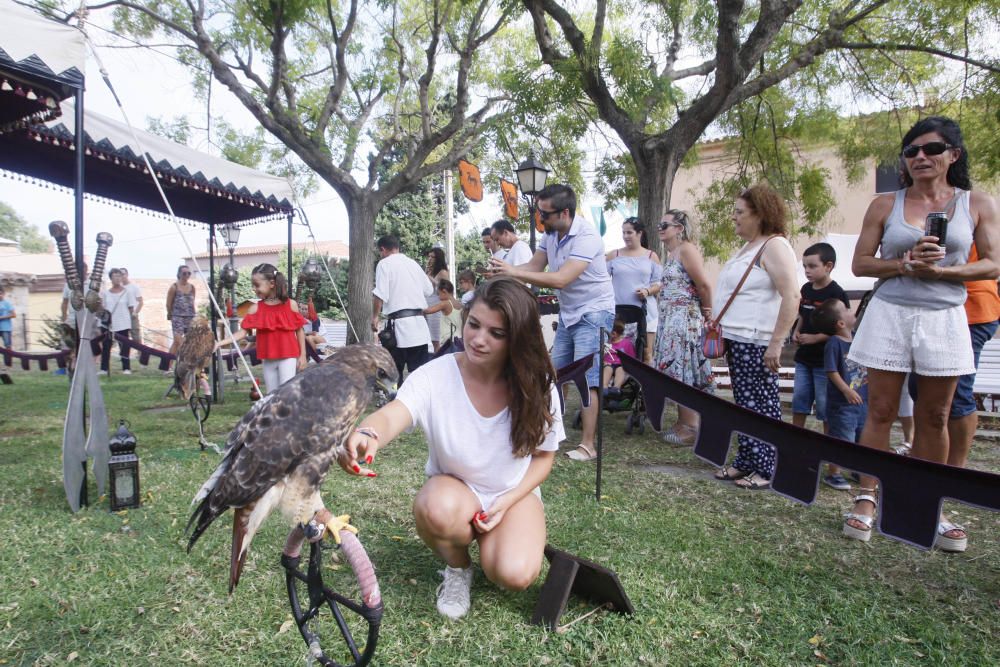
xmin=229 ymin=506 xmax=252 ymax=593
xmin=185 ymin=496 xmax=222 ymax=552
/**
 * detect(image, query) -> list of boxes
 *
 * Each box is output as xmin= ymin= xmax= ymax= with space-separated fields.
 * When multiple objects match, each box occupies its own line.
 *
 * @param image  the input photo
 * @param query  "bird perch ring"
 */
xmin=281 ymin=529 xmax=383 ymax=667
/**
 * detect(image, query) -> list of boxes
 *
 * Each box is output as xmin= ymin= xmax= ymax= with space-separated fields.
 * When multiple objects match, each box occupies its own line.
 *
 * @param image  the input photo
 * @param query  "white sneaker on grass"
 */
xmin=436 ymin=565 xmax=473 ymax=619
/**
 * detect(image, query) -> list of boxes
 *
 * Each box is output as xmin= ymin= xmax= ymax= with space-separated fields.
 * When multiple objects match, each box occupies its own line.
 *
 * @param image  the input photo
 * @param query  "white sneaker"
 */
xmin=435 ymin=566 xmax=472 ymax=619
xmin=96 ymin=370 xmax=108 ymax=376
xmin=122 ymin=369 xmax=132 ymax=375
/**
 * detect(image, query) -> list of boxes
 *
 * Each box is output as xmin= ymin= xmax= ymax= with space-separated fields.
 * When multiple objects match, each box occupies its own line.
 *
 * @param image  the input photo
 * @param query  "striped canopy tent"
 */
xmin=0 ymin=2 xmax=298 ymax=398
xmin=0 ymin=0 xmax=84 ymax=134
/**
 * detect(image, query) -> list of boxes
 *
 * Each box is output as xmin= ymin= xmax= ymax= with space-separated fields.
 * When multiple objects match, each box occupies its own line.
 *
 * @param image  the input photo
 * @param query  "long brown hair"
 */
xmin=468 ymin=277 xmax=555 ymax=457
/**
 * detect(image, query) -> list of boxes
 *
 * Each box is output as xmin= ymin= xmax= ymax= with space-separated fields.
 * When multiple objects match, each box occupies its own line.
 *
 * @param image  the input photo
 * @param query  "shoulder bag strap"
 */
xmin=711 ymin=236 xmax=779 ymax=327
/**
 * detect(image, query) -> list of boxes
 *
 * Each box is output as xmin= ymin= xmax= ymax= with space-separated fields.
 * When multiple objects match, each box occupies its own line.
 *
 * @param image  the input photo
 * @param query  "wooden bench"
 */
xmin=972 ymin=338 xmax=1000 ymax=411
xmin=712 ymin=365 xmax=796 ymax=393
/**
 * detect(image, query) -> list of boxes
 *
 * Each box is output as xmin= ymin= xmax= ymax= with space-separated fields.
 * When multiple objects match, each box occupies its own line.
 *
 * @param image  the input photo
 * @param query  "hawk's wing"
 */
xmin=186 ymin=347 xmax=384 ymax=548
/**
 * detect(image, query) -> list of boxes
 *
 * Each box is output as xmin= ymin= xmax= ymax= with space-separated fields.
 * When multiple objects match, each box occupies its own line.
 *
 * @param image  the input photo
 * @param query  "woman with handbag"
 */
xmin=710 ymin=184 xmax=800 ymax=490
xmin=651 ymin=210 xmax=715 ymax=445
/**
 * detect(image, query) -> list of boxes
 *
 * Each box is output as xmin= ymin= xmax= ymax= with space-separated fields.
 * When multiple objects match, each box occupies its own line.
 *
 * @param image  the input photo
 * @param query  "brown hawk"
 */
xmin=186 ymin=344 xmax=397 ymax=592
xmin=168 ymin=316 xmax=214 ymax=400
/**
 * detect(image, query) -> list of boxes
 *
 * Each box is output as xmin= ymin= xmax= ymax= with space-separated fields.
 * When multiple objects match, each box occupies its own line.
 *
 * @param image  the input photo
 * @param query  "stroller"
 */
xmin=572 ymin=303 xmax=648 ymax=434
xmin=607 ymin=304 xmax=648 ymax=434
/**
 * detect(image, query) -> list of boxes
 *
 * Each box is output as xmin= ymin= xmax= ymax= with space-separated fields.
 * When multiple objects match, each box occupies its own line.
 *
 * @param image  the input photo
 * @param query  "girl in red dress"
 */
xmin=215 ymin=263 xmax=308 ymax=392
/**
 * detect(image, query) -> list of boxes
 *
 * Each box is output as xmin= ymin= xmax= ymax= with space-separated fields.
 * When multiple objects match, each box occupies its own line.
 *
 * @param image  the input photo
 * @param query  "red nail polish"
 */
xmin=365 ymin=455 xmax=373 ymax=464
xmin=366 ymin=472 xmax=377 ymax=478
xmin=479 ymin=512 xmax=488 ymax=521
xmin=352 ymin=464 xmax=360 ymax=473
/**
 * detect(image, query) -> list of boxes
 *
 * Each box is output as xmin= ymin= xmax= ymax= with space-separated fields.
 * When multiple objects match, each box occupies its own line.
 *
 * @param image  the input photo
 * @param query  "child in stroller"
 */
xmin=571 ymin=305 xmax=648 ymax=433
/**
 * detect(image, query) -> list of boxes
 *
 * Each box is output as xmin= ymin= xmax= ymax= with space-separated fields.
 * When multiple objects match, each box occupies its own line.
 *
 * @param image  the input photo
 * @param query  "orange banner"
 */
xmin=500 ymin=178 xmax=519 ymax=219
xmin=458 ymin=159 xmax=483 ymax=202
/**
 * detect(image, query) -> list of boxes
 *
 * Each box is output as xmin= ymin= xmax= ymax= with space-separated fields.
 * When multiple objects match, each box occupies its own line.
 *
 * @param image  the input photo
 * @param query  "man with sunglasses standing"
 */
xmin=488 ymin=184 xmax=615 ymax=462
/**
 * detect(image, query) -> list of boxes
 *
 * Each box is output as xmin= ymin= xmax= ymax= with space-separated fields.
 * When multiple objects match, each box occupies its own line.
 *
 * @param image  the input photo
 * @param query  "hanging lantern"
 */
xmin=299 ymin=256 xmax=324 ymax=291
xmin=108 ymin=420 xmax=140 ymax=511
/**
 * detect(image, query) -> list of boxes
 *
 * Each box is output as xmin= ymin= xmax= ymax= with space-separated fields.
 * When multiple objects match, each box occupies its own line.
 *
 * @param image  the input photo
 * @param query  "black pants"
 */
xmin=390 ymin=344 xmax=429 ymax=379
xmin=101 ymin=329 xmax=131 ymax=372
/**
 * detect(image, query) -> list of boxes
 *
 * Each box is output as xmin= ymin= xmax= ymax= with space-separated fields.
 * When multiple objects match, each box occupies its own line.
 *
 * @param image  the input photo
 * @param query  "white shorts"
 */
xmin=849 ymin=298 xmax=974 ymax=377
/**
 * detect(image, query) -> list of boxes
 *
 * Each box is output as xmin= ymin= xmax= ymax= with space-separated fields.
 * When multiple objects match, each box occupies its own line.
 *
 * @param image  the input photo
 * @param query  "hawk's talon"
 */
xmin=323 ymin=514 xmax=358 ymax=545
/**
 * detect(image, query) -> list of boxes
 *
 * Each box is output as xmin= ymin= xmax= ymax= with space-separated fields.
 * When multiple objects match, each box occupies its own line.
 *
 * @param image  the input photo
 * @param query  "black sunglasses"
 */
xmin=537 ymin=207 xmax=564 ymax=221
xmin=901 ymin=141 xmax=954 ymax=158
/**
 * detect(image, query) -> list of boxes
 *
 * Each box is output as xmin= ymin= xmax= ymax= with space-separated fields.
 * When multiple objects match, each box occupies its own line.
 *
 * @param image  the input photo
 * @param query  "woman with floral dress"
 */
xmin=652 ymin=210 xmax=715 ymax=445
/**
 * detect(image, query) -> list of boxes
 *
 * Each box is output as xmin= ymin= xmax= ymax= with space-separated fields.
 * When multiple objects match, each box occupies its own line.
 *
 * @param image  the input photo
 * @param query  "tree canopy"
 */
xmin=66 ymin=0 xmax=522 ymax=341
xmin=522 ymin=0 xmax=1000 ymax=256
xmin=0 ymin=202 xmax=51 ymax=254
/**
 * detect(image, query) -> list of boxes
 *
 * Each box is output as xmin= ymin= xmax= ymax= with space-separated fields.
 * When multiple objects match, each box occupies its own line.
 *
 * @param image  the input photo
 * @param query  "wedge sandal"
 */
xmin=843 ymin=489 xmax=877 ymax=542
xmin=934 ymin=520 xmax=968 ymax=552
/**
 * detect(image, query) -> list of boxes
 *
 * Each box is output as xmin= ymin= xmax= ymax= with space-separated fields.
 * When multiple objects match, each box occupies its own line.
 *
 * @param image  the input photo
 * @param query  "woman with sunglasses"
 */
xmin=652 ymin=210 xmax=715 ymax=445
xmin=845 ymin=116 xmax=999 ymax=550
xmin=166 ymin=264 xmax=197 ymax=360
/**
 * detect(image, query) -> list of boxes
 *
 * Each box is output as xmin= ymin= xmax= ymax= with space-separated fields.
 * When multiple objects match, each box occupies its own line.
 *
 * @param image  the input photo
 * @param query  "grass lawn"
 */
xmin=1 ymin=365 xmax=998 ymax=666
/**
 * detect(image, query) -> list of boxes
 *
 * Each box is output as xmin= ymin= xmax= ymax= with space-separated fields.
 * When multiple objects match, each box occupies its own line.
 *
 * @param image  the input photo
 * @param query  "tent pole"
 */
xmin=287 ymin=213 xmax=293 ymax=277
xmin=209 ymin=225 xmax=219 ymax=402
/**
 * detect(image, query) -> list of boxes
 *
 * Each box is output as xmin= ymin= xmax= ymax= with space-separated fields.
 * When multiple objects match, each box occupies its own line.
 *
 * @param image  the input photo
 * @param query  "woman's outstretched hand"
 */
xmin=337 ymin=431 xmax=379 ymax=478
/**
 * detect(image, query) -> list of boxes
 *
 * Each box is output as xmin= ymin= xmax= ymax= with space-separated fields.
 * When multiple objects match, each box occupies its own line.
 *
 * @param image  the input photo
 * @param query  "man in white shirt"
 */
xmin=490 ymin=219 xmax=533 ymax=268
xmin=488 ymin=184 xmax=615 ymax=462
xmin=372 ymin=235 xmax=435 ymax=378
xmin=121 ymin=267 xmax=144 ymax=344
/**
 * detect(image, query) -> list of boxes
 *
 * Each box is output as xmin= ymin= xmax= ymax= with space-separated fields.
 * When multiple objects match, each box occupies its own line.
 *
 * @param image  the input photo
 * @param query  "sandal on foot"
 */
xmin=734 ymin=472 xmax=771 ymax=490
xmin=843 ymin=490 xmax=877 ymax=542
xmin=565 ymin=444 xmax=597 ymax=462
xmin=934 ymin=520 xmax=968 ymax=552
xmin=663 ymin=424 xmax=697 ymax=446
xmin=714 ymin=465 xmax=748 ymax=481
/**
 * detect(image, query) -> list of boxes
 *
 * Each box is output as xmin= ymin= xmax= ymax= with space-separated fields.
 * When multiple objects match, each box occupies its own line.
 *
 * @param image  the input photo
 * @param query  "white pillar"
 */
xmin=444 ymin=169 xmax=456 ymax=287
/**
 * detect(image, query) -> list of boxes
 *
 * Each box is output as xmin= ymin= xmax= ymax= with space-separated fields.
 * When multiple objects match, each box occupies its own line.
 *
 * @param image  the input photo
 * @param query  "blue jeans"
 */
xmin=792 ymin=362 xmax=828 ymax=422
xmin=951 ymin=319 xmax=999 ymax=417
xmin=551 ymin=310 xmax=615 ymax=388
xmin=827 ymin=403 xmax=867 ymax=443
xmin=0 ymin=330 xmax=10 ymax=348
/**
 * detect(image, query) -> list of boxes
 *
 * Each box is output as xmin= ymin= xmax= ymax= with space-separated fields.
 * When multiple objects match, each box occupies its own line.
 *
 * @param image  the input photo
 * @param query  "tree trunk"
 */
xmin=345 ymin=197 xmax=376 ymax=344
xmin=633 ymin=148 xmax=679 ymax=259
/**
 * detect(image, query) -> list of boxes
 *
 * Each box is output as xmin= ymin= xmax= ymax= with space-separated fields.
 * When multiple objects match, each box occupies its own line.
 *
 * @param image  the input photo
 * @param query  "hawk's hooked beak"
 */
xmin=376 ymin=377 xmax=397 ymax=400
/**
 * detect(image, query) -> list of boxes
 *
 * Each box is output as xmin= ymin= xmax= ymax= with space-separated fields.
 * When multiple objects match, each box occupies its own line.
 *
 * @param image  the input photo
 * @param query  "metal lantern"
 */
xmin=514 ymin=153 xmax=549 ymax=196
xmin=300 ymin=256 xmax=324 ymax=291
xmin=220 ymin=223 xmax=241 ymax=249
xmin=219 ymin=263 xmax=239 ymax=290
xmin=108 ymin=420 xmax=140 ymax=511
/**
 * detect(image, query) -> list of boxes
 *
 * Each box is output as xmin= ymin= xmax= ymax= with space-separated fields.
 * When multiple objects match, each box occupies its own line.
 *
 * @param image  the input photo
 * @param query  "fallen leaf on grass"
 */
xmin=29 ymin=578 xmax=39 ymax=587
xmin=814 ymin=649 xmax=829 ymax=661
xmin=136 ymin=607 xmax=145 ymax=615
xmin=893 ymin=635 xmax=920 ymax=644
xmin=278 ymin=619 xmax=294 ymax=634
xmin=67 ymin=652 xmax=78 ymax=662
xmin=808 ymin=634 xmax=823 ymax=646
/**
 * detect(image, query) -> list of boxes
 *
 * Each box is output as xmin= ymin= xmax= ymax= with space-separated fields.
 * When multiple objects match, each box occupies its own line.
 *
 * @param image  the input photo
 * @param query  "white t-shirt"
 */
xmin=396 ymin=354 xmax=565 ymax=510
xmin=101 ymin=288 xmax=137 ymax=332
xmin=124 ymin=282 xmax=143 ymax=312
xmin=505 ymin=239 xmax=533 ymax=267
xmin=373 ymin=252 xmax=434 ymax=348
xmin=62 ymin=283 xmax=81 ymax=327
xmin=460 ymin=291 xmax=474 ymax=306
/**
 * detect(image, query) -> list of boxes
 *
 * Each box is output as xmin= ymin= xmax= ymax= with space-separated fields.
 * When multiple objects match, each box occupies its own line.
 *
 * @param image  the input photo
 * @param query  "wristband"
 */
xmin=355 ymin=427 xmax=379 ymax=441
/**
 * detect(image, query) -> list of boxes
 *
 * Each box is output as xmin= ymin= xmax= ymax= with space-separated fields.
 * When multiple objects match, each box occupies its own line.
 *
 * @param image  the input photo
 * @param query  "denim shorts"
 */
xmin=827 ymin=403 xmax=867 ymax=443
xmin=951 ymin=320 xmax=999 ymax=418
xmin=551 ymin=310 xmax=616 ymax=389
xmin=792 ymin=362 xmax=828 ymax=421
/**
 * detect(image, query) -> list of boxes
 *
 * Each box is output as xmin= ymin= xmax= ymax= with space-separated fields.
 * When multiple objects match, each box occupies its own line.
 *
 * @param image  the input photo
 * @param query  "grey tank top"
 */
xmin=875 ymin=188 xmax=973 ymax=310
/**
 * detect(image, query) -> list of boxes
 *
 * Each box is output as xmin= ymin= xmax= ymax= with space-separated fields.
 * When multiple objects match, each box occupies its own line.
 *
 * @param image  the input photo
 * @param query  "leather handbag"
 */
xmin=701 ymin=236 xmax=777 ymax=359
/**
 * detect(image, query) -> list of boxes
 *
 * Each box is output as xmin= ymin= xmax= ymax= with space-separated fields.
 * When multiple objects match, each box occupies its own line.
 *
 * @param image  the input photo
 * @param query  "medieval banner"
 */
xmin=458 ymin=159 xmax=483 ymax=202
xmin=500 ymin=178 xmax=518 ymax=219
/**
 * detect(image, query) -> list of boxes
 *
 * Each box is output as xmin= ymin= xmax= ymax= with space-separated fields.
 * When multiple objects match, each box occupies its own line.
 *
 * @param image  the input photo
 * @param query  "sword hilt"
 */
xmin=85 ymin=233 xmax=113 ymax=313
xmin=48 ymin=221 xmax=84 ymax=309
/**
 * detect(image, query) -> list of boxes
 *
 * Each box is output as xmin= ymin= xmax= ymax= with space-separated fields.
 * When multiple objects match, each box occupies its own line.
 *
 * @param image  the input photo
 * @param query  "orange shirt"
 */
xmin=964 ymin=244 xmax=1000 ymax=324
